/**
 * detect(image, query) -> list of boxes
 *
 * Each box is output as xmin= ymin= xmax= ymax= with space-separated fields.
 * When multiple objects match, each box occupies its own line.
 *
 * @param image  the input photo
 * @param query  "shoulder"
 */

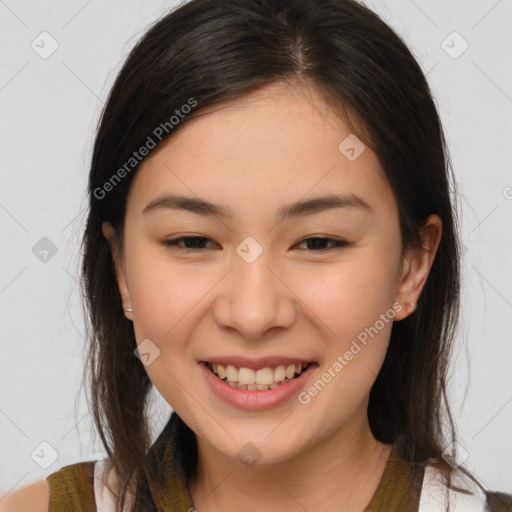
xmin=0 ymin=460 xmax=99 ymax=512
xmin=0 ymin=478 xmax=50 ymax=512
xmin=45 ymin=460 xmax=97 ymax=511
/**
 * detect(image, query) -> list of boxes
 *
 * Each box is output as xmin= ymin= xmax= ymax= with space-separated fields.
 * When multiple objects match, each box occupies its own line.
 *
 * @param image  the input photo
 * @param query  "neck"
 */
xmin=187 ymin=411 xmax=392 ymax=512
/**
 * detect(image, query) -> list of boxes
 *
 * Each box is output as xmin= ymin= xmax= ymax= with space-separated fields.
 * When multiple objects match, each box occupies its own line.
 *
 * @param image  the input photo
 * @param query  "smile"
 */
xmin=207 ymin=362 xmax=311 ymax=391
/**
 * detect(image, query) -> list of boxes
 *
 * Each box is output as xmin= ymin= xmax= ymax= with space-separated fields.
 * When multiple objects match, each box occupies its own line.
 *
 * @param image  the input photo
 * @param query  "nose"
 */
xmin=212 ymin=250 xmax=296 ymax=340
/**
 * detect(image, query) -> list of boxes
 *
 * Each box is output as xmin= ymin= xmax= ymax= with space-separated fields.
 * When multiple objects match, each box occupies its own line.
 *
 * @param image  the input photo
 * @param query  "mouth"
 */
xmin=204 ymin=361 xmax=314 ymax=391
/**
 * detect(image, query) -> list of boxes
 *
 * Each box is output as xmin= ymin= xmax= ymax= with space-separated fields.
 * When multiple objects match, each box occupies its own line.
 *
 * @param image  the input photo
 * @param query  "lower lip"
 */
xmin=199 ymin=361 xmax=318 ymax=411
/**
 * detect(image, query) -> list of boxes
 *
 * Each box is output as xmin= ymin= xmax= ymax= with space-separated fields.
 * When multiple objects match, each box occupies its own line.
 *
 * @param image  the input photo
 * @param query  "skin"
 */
xmin=102 ymin=81 xmax=442 ymax=512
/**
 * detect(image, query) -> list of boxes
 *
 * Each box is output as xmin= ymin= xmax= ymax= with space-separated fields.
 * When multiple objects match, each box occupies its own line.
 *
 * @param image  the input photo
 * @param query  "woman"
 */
xmin=3 ymin=0 xmax=511 ymax=510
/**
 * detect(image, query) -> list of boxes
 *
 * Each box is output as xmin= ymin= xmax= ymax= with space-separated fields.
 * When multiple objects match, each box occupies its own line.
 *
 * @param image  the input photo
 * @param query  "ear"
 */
xmin=393 ymin=214 xmax=442 ymax=321
xmin=102 ymin=221 xmax=133 ymax=320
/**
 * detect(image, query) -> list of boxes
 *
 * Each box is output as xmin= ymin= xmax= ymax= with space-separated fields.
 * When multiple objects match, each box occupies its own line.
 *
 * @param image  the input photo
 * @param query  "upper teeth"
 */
xmin=209 ymin=363 xmax=308 ymax=385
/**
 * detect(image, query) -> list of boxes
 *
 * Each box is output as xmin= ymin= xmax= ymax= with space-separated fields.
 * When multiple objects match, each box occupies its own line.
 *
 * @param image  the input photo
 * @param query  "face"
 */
xmin=103 ymin=81 xmax=440 ymax=466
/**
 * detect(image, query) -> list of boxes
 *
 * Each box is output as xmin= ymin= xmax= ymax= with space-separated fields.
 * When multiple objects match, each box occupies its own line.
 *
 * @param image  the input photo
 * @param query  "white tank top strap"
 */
xmin=418 ymin=463 xmax=489 ymax=512
xmin=93 ymin=459 xmax=134 ymax=512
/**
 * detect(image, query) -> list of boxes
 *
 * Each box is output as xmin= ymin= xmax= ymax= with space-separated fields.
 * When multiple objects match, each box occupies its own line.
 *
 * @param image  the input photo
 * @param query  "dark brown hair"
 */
xmin=80 ymin=0 xmax=467 ymax=510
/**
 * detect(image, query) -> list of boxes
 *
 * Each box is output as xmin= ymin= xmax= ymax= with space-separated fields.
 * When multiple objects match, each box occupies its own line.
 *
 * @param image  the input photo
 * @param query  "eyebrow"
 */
xmin=142 ymin=192 xmax=374 ymax=220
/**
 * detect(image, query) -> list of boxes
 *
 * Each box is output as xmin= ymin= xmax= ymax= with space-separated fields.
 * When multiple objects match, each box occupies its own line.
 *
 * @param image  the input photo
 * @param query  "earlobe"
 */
xmin=394 ymin=215 xmax=442 ymax=321
xmin=102 ymin=221 xmax=114 ymax=241
xmin=115 ymin=265 xmax=133 ymax=319
xmin=101 ymin=222 xmax=134 ymax=320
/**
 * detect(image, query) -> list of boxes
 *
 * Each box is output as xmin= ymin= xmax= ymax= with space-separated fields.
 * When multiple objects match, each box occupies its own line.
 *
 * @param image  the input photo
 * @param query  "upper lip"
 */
xmin=201 ymin=356 xmax=316 ymax=371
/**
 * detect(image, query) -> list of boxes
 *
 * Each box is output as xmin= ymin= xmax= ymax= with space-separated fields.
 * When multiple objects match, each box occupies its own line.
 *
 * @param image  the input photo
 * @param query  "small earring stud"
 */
xmin=124 ymin=307 xmax=134 ymax=312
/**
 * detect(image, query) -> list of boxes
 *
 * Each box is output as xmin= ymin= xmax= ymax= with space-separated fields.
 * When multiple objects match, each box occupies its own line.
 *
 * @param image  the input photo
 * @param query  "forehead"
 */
xmin=126 ymin=82 xmax=396 ymax=220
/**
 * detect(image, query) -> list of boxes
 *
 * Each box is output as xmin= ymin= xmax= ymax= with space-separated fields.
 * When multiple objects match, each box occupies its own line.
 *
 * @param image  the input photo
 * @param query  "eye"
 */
xmin=163 ymin=235 xmax=350 ymax=252
xmin=163 ymin=235 xmax=217 ymax=251
xmin=292 ymin=236 xmax=350 ymax=252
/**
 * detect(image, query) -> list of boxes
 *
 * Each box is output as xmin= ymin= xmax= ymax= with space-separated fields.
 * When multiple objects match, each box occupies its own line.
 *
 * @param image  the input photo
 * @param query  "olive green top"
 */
xmin=47 ymin=424 xmax=512 ymax=511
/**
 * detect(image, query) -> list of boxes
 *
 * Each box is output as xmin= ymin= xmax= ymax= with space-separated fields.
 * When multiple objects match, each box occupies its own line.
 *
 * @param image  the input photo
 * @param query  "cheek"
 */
xmin=289 ymin=252 xmax=398 ymax=408
xmin=123 ymin=249 xmax=205 ymax=396
xmin=126 ymin=242 xmax=206 ymax=337
xmin=292 ymin=254 xmax=397 ymax=343
xmin=294 ymin=263 xmax=395 ymax=420
xmin=125 ymin=248 xmax=207 ymax=406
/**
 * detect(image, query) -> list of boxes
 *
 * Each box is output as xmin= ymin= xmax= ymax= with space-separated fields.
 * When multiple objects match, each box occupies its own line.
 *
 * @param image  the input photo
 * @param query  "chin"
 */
xmin=205 ymin=426 xmax=310 ymax=467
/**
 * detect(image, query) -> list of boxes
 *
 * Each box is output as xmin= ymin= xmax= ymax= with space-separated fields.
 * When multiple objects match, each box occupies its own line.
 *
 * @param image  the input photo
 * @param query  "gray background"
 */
xmin=1 ymin=0 xmax=511 ymax=498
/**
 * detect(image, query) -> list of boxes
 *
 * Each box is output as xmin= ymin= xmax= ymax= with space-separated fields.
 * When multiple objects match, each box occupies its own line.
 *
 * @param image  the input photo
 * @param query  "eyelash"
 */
xmin=162 ymin=235 xmax=350 ymax=253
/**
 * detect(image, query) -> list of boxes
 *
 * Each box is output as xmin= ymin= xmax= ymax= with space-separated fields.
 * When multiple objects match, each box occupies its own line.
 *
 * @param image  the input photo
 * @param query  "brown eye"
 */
xmin=163 ymin=236 xmax=217 ymax=251
xmin=293 ymin=237 xmax=350 ymax=252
